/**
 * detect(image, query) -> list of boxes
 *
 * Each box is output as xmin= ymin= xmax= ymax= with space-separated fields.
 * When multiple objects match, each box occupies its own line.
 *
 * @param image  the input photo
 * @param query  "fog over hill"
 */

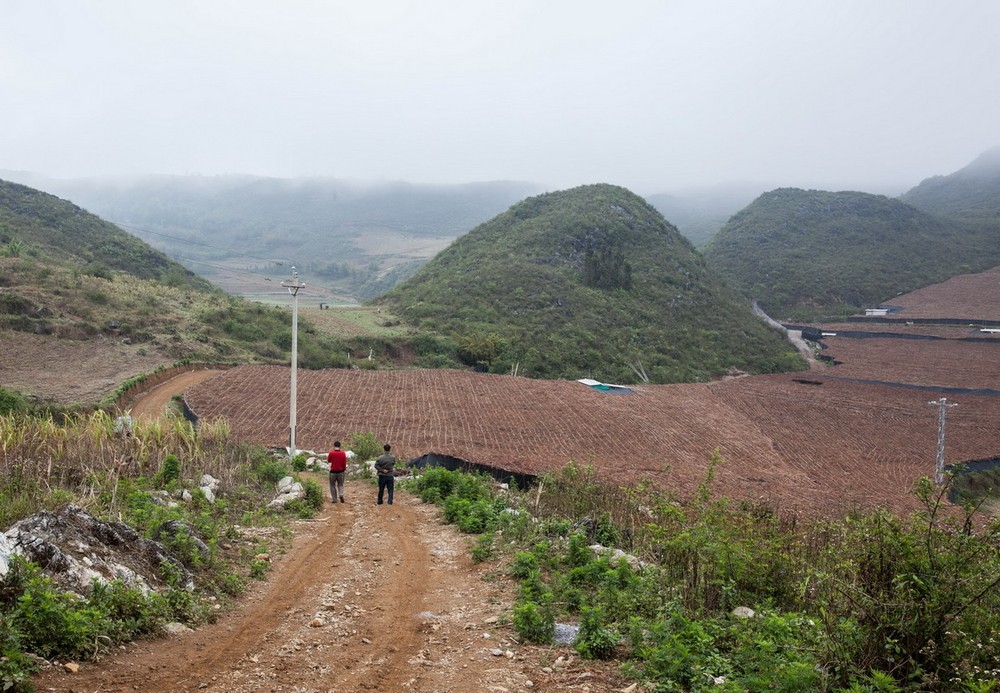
xmin=900 ymin=145 xmax=1000 ymax=219
xmin=0 ymin=172 xmax=541 ymax=303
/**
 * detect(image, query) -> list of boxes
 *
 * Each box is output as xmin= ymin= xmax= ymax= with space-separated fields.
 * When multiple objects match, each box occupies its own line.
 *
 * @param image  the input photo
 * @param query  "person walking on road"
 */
xmin=375 ymin=444 xmax=396 ymax=505
xmin=328 ymin=441 xmax=348 ymax=503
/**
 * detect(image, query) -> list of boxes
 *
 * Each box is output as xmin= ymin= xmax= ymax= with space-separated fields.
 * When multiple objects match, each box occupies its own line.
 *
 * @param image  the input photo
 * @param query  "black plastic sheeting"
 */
xmin=817 ymin=374 xmax=1000 ymax=398
xmin=947 ymin=456 xmax=1000 ymax=474
xmin=845 ymin=316 xmax=1000 ymax=327
xmin=785 ymin=325 xmax=1000 ymax=344
xmin=407 ymin=453 xmax=538 ymax=489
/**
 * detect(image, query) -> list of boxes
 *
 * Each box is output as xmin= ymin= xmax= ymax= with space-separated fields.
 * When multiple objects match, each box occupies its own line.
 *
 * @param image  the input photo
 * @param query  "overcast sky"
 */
xmin=2 ymin=0 xmax=998 ymax=195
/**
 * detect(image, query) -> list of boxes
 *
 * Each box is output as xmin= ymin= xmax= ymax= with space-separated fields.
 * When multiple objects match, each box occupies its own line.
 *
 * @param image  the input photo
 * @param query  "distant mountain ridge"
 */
xmin=695 ymin=147 xmax=1000 ymax=320
xmin=900 ymin=146 xmax=1000 ymax=219
xmin=378 ymin=184 xmax=804 ymax=383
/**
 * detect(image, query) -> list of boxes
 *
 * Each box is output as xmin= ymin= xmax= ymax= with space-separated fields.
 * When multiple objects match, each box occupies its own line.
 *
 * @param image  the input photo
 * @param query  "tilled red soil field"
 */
xmin=818 ymin=335 xmax=1000 ymax=390
xmin=880 ymin=265 xmax=1000 ymax=320
xmin=184 ymin=365 xmax=1000 ymax=515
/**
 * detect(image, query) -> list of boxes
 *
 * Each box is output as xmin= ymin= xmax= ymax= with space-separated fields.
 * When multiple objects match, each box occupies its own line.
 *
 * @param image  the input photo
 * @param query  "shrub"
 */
xmin=0 ymin=387 xmax=27 ymax=415
xmin=413 ymin=466 xmax=457 ymax=503
xmin=302 ymin=478 xmax=324 ymax=510
xmin=254 ymin=459 xmax=288 ymax=486
xmin=291 ymin=453 xmax=308 ymax=472
xmin=512 ymin=597 xmax=555 ymax=644
xmin=159 ymin=454 xmax=181 ymax=485
xmin=510 ymin=551 xmax=539 ymax=580
xmin=576 ymin=606 xmax=618 ymax=660
xmin=471 ymin=533 xmax=495 ymax=563
xmin=348 ymin=432 xmax=382 ymax=462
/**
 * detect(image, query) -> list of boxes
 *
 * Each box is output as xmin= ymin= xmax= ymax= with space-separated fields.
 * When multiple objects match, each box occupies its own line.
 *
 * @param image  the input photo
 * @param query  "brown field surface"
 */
xmin=815 ymin=323 xmax=1000 ymax=339
xmin=817 ymin=335 xmax=1000 ymax=390
xmin=0 ymin=331 xmax=166 ymax=404
xmin=876 ymin=264 xmax=1000 ymax=320
xmin=185 ymin=366 xmax=1000 ymax=515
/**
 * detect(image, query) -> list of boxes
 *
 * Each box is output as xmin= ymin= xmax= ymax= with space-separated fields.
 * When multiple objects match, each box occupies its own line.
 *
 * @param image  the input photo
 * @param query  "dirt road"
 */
xmin=32 ymin=479 xmax=626 ymax=692
xmin=32 ymin=365 xmax=626 ymax=692
xmin=126 ymin=369 xmax=225 ymax=420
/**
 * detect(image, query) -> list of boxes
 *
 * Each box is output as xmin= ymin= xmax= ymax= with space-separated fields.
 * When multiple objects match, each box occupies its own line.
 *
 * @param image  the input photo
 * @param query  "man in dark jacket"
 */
xmin=374 ymin=444 xmax=396 ymax=505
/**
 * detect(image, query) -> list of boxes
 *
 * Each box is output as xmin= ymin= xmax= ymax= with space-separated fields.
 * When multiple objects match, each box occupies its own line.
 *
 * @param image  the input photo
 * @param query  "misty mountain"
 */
xmin=646 ymin=183 xmax=763 ymax=247
xmin=900 ymin=146 xmax=1000 ymax=219
xmin=377 ymin=184 xmax=804 ymax=384
xmin=702 ymin=187 xmax=1000 ymax=320
xmin=0 ymin=172 xmax=542 ymax=302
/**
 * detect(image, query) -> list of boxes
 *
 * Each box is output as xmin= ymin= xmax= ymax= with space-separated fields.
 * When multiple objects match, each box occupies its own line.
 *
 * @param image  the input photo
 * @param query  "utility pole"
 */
xmin=282 ymin=267 xmax=306 ymax=458
xmin=928 ymin=397 xmax=958 ymax=484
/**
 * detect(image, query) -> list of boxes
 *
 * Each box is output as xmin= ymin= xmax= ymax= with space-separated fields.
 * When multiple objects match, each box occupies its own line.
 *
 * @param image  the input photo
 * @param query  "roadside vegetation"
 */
xmin=0 ymin=410 xmax=324 ymax=692
xmin=408 ymin=459 xmax=1000 ymax=692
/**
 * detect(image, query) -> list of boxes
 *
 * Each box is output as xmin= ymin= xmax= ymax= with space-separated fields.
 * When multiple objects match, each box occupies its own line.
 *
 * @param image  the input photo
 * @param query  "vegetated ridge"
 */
xmin=702 ymin=149 xmax=1000 ymax=321
xmin=0 ymin=180 xmax=207 ymax=286
xmin=376 ymin=184 xmax=805 ymax=384
xmin=900 ymin=145 xmax=1000 ymax=219
xmin=0 ymin=179 xmax=379 ymax=404
xmin=702 ymin=187 xmax=998 ymax=321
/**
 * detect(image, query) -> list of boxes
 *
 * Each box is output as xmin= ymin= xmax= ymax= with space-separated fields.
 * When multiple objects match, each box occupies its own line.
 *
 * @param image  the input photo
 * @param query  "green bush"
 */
xmin=0 ymin=387 xmax=27 ymax=415
xmin=576 ymin=605 xmax=618 ymax=660
xmin=471 ymin=533 xmax=495 ymax=563
xmin=412 ymin=466 xmax=458 ymax=502
xmin=0 ymin=614 xmax=35 ymax=692
xmin=348 ymin=432 xmax=383 ymax=462
xmin=291 ymin=453 xmax=308 ymax=472
xmin=5 ymin=559 xmax=170 ymax=662
xmin=159 ymin=454 xmax=181 ymax=485
xmin=510 ymin=551 xmax=539 ymax=580
xmin=254 ymin=459 xmax=289 ymax=486
xmin=512 ymin=597 xmax=555 ymax=644
xmin=302 ymin=478 xmax=324 ymax=510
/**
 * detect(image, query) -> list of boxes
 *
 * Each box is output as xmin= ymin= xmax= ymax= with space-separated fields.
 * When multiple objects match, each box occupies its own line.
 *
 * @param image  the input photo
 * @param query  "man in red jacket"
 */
xmin=328 ymin=441 xmax=348 ymax=503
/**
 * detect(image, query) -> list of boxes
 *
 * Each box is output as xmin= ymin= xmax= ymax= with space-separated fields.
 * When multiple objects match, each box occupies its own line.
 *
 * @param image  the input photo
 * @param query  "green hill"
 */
xmin=0 ymin=179 xmax=208 ymax=286
xmin=702 ymin=187 xmax=1000 ymax=321
xmin=901 ymin=146 xmax=1000 ymax=219
xmin=376 ymin=184 xmax=804 ymax=383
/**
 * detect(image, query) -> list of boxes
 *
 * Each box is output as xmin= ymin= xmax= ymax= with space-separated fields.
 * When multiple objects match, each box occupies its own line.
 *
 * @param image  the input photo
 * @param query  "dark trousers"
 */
xmin=377 ymin=474 xmax=394 ymax=504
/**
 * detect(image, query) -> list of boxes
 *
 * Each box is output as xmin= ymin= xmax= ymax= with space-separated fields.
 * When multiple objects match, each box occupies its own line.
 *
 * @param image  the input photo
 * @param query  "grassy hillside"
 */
xmin=702 ymin=188 xmax=1000 ymax=321
xmin=0 ymin=180 xmax=209 ymax=287
xmin=0 ymin=179 xmax=432 ymax=405
xmin=376 ymin=184 xmax=804 ymax=383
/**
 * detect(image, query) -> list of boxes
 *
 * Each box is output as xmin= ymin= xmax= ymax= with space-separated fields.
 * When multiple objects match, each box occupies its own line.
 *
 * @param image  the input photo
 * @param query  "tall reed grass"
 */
xmin=0 ymin=410 xmax=255 ymax=527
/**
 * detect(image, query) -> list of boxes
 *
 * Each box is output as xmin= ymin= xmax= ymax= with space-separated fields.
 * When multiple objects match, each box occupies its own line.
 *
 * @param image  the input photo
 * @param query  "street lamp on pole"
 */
xmin=282 ymin=267 xmax=306 ymax=458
